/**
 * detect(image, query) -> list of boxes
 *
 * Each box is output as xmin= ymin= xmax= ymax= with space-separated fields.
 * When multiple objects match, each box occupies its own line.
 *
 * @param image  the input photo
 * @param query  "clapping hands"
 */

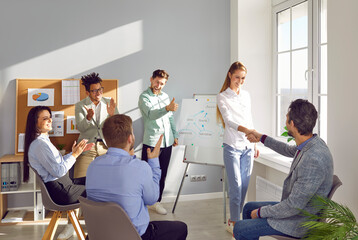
xmin=71 ymin=139 xmax=94 ymax=159
xmin=107 ymin=98 xmax=116 ymax=116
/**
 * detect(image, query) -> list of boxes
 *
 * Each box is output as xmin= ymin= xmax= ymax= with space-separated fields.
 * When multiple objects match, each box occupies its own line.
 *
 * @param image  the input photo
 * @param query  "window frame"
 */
xmin=272 ymin=0 xmax=327 ymax=141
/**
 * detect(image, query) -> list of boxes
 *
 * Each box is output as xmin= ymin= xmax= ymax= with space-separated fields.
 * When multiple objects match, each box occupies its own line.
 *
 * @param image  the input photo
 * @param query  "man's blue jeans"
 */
xmin=223 ymin=143 xmax=253 ymax=221
xmin=233 ymin=201 xmax=294 ymax=240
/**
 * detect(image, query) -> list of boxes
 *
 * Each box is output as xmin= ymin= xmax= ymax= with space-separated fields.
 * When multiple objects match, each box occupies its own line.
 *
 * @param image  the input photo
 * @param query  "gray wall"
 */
xmin=0 ymin=0 xmax=230 ymax=207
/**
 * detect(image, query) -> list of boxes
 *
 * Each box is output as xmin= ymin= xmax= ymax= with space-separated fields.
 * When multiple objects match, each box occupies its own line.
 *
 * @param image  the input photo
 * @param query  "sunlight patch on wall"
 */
xmin=118 ymin=78 xmax=144 ymax=121
xmin=2 ymin=20 xmax=143 ymax=79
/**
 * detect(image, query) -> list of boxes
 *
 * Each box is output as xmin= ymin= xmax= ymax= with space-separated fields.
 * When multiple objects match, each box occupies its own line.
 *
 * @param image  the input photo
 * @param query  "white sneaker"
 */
xmin=57 ymin=224 xmax=75 ymax=240
xmin=226 ymin=219 xmax=234 ymax=235
xmin=148 ymin=202 xmax=167 ymax=215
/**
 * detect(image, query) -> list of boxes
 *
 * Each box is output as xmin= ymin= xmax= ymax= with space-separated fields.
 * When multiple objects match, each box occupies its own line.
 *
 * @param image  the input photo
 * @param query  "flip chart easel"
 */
xmin=172 ymin=95 xmax=227 ymax=223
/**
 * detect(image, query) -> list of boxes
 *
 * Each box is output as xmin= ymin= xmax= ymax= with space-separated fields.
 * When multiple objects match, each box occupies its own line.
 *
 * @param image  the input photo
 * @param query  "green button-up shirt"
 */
xmin=138 ymin=88 xmax=178 ymax=148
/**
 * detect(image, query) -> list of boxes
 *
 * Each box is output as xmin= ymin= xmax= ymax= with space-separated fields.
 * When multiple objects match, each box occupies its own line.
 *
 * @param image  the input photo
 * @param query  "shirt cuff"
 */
xmin=257 ymin=207 xmax=261 ymax=218
xmin=260 ymin=135 xmax=267 ymax=144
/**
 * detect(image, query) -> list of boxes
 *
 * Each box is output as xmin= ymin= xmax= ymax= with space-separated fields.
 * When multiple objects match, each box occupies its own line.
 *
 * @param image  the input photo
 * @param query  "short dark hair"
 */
xmin=102 ymin=114 xmax=132 ymax=148
xmin=288 ymin=99 xmax=318 ymax=136
xmin=81 ymin=72 xmax=102 ymax=92
xmin=152 ymin=69 xmax=169 ymax=80
xmin=23 ymin=106 xmax=52 ymax=182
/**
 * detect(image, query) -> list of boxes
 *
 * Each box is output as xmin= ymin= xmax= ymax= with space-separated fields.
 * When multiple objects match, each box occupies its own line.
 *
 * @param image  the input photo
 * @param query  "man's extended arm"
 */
xmin=138 ymin=94 xmax=169 ymax=120
xmin=142 ymin=136 xmax=163 ymax=205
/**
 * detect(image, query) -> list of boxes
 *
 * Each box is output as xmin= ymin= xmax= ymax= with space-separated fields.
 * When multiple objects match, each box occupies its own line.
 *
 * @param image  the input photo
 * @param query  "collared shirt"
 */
xmin=86 ymin=101 xmax=102 ymax=139
xmin=28 ymin=134 xmax=76 ymax=183
xmin=293 ymin=135 xmax=315 ymax=159
xmin=138 ymin=87 xmax=178 ymax=148
xmin=217 ymin=87 xmax=254 ymax=149
xmin=297 ymin=135 xmax=314 ymax=151
xmin=75 ymin=96 xmax=119 ymax=144
xmin=86 ymin=148 xmax=161 ymax=236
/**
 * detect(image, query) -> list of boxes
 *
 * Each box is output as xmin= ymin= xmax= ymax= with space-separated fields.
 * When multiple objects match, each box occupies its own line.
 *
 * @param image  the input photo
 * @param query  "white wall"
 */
xmin=230 ymin=0 xmax=273 ymax=202
xmin=0 ymin=0 xmax=230 ymax=207
xmin=234 ymin=0 xmax=273 ymax=134
xmin=327 ymin=0 xmax=358 ymax=216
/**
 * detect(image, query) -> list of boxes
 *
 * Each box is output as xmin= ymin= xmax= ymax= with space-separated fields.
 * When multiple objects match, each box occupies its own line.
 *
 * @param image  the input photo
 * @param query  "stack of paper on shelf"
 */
xmin=1 ymin=210 xmax=26 ymax=223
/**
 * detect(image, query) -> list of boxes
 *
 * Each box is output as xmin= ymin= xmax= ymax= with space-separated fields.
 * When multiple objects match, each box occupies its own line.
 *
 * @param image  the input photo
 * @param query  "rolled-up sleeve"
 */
xmin=138 ymin=94 xmax=168 ymax=121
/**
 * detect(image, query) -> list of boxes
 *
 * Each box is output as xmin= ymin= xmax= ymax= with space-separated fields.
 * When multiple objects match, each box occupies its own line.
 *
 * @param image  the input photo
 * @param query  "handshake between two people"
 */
xmin=245 ymin=129 xmax=263 ymax=143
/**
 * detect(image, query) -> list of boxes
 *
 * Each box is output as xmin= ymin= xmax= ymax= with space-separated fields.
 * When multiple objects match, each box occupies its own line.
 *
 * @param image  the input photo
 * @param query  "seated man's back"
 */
xmin=86 ymin=148 xmax=159 ymax=235
xmin=85 ymin=114 xmax=187 ymax=240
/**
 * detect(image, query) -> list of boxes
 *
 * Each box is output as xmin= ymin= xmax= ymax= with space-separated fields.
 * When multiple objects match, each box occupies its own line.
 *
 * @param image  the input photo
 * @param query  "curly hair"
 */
xmin=81 ymin=72 xmax=102 ymax=92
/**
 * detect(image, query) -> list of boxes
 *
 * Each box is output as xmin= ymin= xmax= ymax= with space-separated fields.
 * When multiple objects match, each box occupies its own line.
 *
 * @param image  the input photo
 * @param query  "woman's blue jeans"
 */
xmin=223 ymin=143 xmax=253 ymax=221
xmin=233 ymin=201 xmax=294 ymax=240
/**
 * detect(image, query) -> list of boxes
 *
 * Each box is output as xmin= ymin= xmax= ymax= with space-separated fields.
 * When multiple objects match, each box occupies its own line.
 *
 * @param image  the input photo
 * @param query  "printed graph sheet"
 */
xmin=62 ymin=80 xmax=80 ymax=105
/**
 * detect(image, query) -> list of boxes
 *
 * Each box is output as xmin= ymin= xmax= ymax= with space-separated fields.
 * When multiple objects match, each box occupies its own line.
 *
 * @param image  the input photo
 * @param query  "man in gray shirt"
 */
xmin=234 ymin=99 xmax=334 ymax=239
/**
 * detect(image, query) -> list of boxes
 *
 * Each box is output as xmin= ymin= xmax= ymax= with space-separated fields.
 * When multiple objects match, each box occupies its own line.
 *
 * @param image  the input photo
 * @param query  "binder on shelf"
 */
xmin=9 ymin=163 xmax=21 ymax=191
xmin=1 ymin=163 xmax=10 ymax=192
xmin=35 ymin=191 xmax=45 ymax=221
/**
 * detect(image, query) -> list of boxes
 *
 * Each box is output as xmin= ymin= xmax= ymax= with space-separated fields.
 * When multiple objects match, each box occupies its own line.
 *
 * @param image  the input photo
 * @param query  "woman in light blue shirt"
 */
xmin=23 ymin=106 xmax=93 ymax=239
xmin=23 ymin=106 xmax=92 ymax=205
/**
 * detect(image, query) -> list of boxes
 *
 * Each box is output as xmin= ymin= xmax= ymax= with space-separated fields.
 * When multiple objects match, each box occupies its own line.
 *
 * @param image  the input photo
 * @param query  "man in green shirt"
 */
xmin=138 ymin=69 xmax=179 ymax=215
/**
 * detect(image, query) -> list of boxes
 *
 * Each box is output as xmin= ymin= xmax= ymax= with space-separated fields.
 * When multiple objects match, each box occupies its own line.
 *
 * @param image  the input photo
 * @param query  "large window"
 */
xmin=273 ymin=0 xmax=327 ymax=141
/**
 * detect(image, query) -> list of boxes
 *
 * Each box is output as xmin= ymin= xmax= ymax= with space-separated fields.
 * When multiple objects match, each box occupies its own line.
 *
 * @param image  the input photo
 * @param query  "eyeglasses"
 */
xmin=89 ymin=87 xmax=104 ymax=94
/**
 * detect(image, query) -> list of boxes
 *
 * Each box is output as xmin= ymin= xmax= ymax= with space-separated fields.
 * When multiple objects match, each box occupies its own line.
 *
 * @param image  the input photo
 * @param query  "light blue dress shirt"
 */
xmin=28 ymin=134 xmax=76 ymax=183
xmin=85 ymin=148 xmax=161 ymax=236
xmin=138 ymin=87 xmax=178 ymax=148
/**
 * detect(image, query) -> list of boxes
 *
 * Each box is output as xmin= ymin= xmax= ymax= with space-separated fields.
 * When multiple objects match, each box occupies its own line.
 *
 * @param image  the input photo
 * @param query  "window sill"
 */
xmin=255 ymin=145 xmax=292 ymax=174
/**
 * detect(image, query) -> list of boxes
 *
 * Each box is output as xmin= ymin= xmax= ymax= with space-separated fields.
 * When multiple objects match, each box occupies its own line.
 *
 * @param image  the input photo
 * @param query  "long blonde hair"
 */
xmin=216 ymin=61 xmax=247 ymax=128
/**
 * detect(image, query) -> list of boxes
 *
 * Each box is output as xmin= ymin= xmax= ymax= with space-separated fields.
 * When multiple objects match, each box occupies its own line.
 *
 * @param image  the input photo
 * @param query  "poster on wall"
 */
xmin=66 ymin=116 xmax=80 ymax=134
xmin=18 ymin=133 xmax=25 ymax=152
xmin=62 ymin=80 xmax=80 ymax=105
xmin=49 ymin=111 xmax=64 ymax=137
xmin=27 ymin=88 xmax=54 ymax=106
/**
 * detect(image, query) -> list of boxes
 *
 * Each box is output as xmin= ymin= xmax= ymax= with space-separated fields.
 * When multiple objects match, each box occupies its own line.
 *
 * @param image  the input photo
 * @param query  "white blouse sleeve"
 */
xmin=217 ymin=94 xmax=240 ymax=131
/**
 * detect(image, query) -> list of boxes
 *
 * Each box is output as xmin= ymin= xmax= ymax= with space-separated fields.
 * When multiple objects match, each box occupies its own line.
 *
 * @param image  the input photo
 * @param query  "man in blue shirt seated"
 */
xmin=86 ymin=114 xmax=187 ymax=240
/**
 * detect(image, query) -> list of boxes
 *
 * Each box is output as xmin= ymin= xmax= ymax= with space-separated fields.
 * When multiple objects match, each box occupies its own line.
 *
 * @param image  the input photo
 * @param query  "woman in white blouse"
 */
xmin=23 ymin=106 xmax=93 ymax=239
xmin=216 ymin=61 xmax=259 ymax=232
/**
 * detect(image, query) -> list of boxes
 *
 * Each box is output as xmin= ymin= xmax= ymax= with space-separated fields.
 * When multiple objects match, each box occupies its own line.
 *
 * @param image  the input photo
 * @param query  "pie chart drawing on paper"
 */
xmin=32 ymin=93 xmax=49 ymax=101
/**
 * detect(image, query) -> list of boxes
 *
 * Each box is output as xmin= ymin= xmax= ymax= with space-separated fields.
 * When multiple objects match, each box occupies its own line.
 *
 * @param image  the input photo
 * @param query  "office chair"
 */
xmin=30 ymin=166 xmax=86 ymax=240
xmin=79 ymin=196 xmax=141 ymax=240
xmin=268 ymin=174 xmax=343 ymax=240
